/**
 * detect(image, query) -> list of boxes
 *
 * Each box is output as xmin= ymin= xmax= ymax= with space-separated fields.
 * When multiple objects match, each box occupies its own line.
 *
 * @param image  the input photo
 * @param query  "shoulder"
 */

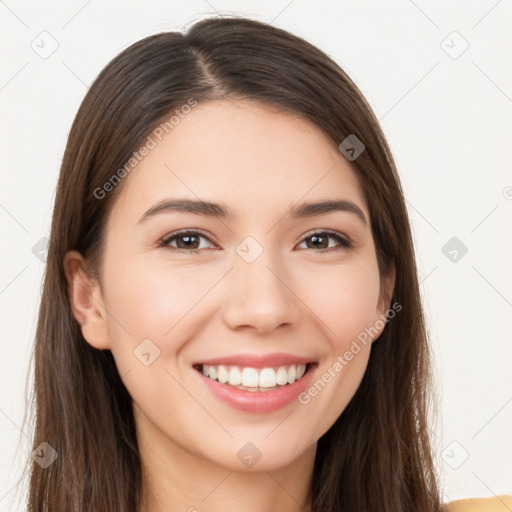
xmin=445 ymin=495 xmax=512 ymax=511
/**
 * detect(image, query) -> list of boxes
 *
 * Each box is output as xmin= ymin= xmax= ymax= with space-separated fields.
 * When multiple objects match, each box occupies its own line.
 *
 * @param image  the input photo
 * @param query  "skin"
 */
xmin=65 ymin=100 xmax=395 ymax=512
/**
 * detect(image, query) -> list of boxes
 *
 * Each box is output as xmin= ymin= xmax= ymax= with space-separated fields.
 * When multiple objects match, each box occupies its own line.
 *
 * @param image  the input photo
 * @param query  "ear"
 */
xmin=372 ymin=263 xmax=397 ymax=342
xmin=378 ymin=263 xmax=396 ymax=315
xmin=63 ymin=250 xmax=111 ymax=350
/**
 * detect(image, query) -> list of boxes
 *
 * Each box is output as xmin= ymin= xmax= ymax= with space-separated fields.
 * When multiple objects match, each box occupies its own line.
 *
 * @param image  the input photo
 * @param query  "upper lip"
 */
xmin=193 ymin=352 xmax=316 ymax=369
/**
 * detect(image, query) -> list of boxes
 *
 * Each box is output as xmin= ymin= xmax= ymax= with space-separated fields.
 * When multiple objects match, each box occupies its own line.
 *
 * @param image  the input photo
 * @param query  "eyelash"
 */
xmin=158 ymin=229 xmax=354 ymax=254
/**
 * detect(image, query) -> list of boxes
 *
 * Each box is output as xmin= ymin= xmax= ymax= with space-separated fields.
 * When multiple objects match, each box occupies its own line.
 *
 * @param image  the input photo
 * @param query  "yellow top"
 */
xmin=446 ymin=495 xmax=512 ymax=511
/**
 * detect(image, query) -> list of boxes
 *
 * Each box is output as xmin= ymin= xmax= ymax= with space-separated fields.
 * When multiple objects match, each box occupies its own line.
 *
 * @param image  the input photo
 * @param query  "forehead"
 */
xmin=110 ymin=100 xmax=367 ymax=225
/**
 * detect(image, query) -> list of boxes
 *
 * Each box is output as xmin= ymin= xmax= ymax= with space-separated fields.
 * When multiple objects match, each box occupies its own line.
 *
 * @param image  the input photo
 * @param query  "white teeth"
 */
xmin=217 ymin=365 xmax=229 ymax=384
xmin=276 ymin=366 xmax=288 ymax=385
xmin=200 ymin=363 xmax=309 ymax=389
xmin=241 ymin=368 xmax=259 ymax=387
xmin=287 ymin=365 xmax=297 ymax=384
xmin=228 ymin=367 xmax=242 ymax=386
xmin=258 ymin=368 xmax=276 ymax=388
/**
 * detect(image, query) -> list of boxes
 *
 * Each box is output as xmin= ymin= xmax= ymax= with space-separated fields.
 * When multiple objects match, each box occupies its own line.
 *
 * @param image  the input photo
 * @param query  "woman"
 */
xmin=25 ymin=15 xmax=507 ymax=512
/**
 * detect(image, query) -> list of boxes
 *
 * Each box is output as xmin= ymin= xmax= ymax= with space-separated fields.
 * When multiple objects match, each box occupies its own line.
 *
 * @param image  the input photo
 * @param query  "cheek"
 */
xmin=291 ymin=263 xmax=381 ymax=436
xmin=99 ymin=261 xmax=219 ymax=414
xmin=104 ymin=259 xmax=213 ymax=332
xmin=101 ymin=259 xmax=228 ymax=367
xmin=295 ymin=258 xmax=382 ymax=346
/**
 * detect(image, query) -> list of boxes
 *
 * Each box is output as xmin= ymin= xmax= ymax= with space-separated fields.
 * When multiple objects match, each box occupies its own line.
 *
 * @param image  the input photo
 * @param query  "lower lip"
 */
xmin=195 ymin=364 xmax=317 ymax=413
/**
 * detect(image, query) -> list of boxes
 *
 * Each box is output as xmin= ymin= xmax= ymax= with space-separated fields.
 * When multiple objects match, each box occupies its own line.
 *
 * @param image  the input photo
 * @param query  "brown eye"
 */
xmin=159 ymin=231 xmax=216 ymax=253
xmin=298 ymin=231 xmax=353 ymax=251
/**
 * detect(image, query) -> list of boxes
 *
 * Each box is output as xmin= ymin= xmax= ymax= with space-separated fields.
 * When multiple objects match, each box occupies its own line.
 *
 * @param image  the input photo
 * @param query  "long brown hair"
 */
xmin=25 ymin=15 xmax=445 ymax=511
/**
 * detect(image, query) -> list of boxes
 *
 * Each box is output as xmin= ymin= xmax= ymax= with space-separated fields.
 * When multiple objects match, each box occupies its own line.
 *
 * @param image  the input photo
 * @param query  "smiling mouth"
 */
xmin=192 ymin=362 xmax=317 ymax=392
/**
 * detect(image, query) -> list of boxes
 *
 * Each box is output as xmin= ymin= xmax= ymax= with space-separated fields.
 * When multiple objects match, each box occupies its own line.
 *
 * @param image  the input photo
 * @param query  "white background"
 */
xmin=1 ymin=1 xmax=511 ymax=509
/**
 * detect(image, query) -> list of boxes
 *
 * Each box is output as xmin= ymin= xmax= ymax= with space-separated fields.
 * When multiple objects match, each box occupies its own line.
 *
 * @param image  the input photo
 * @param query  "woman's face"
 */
xmin=67 ymin=100 xmax=393 ymax=472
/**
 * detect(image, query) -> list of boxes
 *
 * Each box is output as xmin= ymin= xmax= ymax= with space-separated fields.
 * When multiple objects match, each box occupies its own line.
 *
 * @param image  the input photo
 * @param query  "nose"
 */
xmin=222 ymin=249 xmax=300 ymax=335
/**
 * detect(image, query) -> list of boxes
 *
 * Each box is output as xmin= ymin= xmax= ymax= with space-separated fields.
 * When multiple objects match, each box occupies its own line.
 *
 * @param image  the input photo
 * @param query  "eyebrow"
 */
xmin=138 ymin=198 xmax=367 ymax=225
